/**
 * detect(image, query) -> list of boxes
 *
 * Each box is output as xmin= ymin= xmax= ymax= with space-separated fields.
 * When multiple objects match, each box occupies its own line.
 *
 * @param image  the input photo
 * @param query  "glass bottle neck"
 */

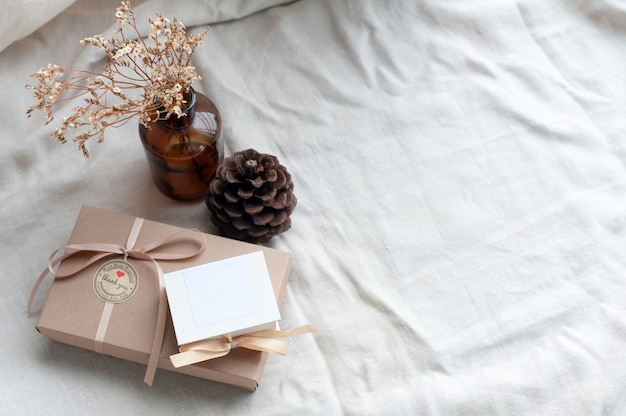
xmin=161 ymin=87 xmax=196 ymax=129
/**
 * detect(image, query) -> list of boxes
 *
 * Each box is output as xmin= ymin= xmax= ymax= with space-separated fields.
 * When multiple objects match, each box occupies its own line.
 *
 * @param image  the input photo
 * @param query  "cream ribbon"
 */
xmin=28 ymin=217 xmax=205 ymax=386
xmin=170 ymin=324 xmax=317 ymax=368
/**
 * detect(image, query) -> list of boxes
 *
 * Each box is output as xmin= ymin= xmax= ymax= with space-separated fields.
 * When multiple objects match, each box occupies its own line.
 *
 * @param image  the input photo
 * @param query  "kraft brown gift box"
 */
xmin=33 ymin=205 xmax=292 ymax=391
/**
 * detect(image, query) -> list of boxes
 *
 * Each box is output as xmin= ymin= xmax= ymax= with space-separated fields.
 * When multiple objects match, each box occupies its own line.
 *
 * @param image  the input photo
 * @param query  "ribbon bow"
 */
xmin=28 ymin=217 xmax=205 ymax=386
xmin=170 ymin=324 xmax=317 ymax=368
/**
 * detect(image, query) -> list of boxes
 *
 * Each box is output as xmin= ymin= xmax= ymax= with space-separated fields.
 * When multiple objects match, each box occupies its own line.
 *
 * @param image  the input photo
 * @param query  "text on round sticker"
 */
xmin=93 ymin=260 xmax=138 ymax=303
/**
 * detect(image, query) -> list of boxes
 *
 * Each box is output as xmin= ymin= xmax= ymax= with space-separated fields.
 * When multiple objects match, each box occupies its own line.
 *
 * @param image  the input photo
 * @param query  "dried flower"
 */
xmin=26 ymin=1 xmax=209 ymax=157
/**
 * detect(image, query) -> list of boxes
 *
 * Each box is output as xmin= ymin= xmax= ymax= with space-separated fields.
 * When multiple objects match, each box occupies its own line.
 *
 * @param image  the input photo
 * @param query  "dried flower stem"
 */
xmin=26 ymin=1 xmax=209 ymax=157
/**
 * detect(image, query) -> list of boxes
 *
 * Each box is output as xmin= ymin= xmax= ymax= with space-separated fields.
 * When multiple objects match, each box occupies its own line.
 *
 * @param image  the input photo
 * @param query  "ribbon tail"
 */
xmin=28 ymin=247 xmax=69 ymax=314
xmin=237 ymin=337 xmax=290 ymax=356
xmin=143 ymin=260 xmax=167 ymax=386
xmin=170 ymin=348 xmax=231 ymax=368
xmin=237 ymin=324 xmax=317 ymax=355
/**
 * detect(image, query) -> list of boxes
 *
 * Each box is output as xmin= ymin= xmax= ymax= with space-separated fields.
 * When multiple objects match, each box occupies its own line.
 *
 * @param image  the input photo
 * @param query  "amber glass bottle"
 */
xmin=139 ymin=88 xmax=223 ymax=200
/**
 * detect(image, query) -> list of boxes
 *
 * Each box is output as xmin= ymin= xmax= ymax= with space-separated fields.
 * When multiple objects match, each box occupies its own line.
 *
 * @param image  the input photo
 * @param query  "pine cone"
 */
xmin=206 ymin=149 xmax=297 ymax=243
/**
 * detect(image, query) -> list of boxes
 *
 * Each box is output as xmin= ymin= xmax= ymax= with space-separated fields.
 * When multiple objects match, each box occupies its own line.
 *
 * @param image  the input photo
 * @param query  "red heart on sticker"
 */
xmin=116 ymin=270 xmax=125 ymax=278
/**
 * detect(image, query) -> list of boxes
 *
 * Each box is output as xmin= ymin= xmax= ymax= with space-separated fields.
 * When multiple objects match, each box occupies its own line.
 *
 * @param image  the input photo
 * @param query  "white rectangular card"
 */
xmin=164 ymin=251 xmax=281 ymax=346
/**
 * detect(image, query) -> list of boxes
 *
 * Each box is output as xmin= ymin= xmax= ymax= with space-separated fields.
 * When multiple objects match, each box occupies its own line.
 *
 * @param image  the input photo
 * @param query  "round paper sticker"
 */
xmin=93 ymin=260 xmax=139 ymax=303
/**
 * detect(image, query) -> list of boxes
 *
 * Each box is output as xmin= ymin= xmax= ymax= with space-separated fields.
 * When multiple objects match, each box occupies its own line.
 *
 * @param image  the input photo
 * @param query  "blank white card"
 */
xmin=164 ymin=251 xmax=281 ymax=346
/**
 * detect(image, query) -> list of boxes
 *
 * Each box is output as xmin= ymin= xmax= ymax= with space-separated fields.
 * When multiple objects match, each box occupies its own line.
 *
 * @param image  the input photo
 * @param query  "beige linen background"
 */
xmin=3 ymin=0 xmax=626 ymax=414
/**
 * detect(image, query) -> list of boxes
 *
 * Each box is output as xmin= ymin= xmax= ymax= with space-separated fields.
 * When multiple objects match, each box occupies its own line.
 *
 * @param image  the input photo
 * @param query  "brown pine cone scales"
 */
xmin=206 ymin=149 xmax=297 ymax=243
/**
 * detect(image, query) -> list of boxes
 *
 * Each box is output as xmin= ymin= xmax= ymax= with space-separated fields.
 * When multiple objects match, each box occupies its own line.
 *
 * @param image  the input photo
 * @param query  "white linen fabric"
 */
xmin=0 ymin=0 xmax=75 ymax=53
xmin=2 ymin=0 xmax=626 ymax=414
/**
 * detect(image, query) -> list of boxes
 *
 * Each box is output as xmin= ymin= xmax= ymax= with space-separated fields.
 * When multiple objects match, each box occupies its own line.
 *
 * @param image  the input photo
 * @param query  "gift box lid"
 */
xmin=34 ymin=205 xmax=293 ymax=391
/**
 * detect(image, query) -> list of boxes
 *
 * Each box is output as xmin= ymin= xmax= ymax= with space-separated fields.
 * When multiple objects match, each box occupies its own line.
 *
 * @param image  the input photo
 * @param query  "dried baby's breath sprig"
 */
xmin=26 ymin=1 xmax=209 ymax=157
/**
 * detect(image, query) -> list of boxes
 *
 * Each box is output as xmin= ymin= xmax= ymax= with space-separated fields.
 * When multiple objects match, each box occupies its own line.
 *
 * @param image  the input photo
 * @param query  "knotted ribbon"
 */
xmin=28 ymin=217 xmax=205 ymax=386
xmin=170 ymin=324 xmax=317 ymax=368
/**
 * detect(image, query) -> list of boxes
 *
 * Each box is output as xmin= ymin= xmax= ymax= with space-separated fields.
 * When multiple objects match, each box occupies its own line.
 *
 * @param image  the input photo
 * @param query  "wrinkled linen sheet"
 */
xmin=3 ymin=0 xmax=626 ymax=414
